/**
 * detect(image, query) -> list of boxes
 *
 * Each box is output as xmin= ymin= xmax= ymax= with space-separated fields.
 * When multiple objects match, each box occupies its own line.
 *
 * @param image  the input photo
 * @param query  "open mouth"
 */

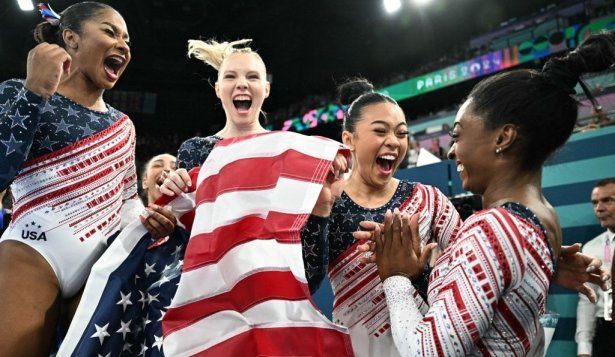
xmin=456 ymin=162 xmax=465 ymax=173
xmin=233 ymin=95 xmax=252 ymax=114
xmin=376 ymin=154 xmax=397 ymax=174
xmin=103 ymin=55 xmax=126 ymax=81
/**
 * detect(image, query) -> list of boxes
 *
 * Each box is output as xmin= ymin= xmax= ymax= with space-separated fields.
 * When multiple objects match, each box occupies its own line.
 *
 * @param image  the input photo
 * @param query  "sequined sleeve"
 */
xmin=300 ymin=214 xmax=330 ymax=293
xmin=176 ymin=137 xmax=218 ymax=172
xmin=382 ymin=211 xmax=527 ymax=356
xmin=410 ymin=183 xmax=462 ymax=250
xmin=403 ymin=184 xmax=462 ymax=311
xmin=119 ymin=119 xmax=144 ymax=227
xmin=122 ymin=120 xmax=139 ymax=201
xmin=427 ymin=185 xmax=462 ymax=249
xmin=0 ymin=79 xmax=43 ymax=191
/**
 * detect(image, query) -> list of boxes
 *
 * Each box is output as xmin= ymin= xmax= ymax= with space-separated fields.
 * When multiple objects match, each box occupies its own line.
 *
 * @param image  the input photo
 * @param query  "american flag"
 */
xmin=57 ymin=219 xmax=190 ymax=356
xmin=59 ymin=131 xmax=353 ymax=356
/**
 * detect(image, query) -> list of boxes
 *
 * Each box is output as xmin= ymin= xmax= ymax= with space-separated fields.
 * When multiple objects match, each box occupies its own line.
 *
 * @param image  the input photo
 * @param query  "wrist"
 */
xmin=390 ymin=271 xmax=412 ymax=279
xmin=382 ymin=274 xmax=415 ymax=294
xmin=311 ymin=203 xmax=332 ymax=217
xmin=24 ymin=80 xmax=48 ymax=100
xmin=380 ymin=270 xmax=412 ymax=281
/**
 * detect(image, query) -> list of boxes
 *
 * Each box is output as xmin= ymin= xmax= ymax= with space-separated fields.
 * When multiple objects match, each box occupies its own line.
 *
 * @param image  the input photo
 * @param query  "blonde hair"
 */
xmin=187 ymin=38 xmax=263 ymax=72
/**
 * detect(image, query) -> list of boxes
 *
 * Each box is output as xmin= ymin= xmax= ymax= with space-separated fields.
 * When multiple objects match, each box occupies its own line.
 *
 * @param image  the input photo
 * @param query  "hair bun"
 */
xmin=573 ymin=31 xmax=615 ymax=72
xmin=337 ymin=78 xmax=375 ymax=106
xmin=542 ymin=30 xmax=615 ymax=94
xmin=33 ymin=21 xmax=59 ymax=44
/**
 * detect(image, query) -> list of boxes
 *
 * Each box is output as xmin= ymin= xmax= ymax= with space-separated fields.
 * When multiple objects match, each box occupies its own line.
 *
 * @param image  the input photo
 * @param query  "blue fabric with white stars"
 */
xmin=0 ymin=79 xmax=123 ymax=192
xmin=64 ymin=228 xmax=189 ymax=356
xmin=176 ymin=135 xmax=222 ymax=171
xmin=302 ymin=180 xmax=419 ymax=292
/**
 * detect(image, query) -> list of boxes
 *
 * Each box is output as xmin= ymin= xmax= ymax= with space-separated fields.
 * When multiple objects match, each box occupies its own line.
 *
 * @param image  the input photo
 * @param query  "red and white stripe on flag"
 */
xmin=162 ymin=132 xmax=354 ymax=356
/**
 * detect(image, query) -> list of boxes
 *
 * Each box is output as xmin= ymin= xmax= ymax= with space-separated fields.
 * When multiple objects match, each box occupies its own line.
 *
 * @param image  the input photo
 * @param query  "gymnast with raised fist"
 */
xmin=0 ymin=3 xmax=174 ymax=354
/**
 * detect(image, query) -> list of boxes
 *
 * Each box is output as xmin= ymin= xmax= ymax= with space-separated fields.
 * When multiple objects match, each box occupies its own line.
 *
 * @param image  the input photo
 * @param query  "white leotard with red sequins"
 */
xmin=1 ymin=116 xmax=142 ymax=297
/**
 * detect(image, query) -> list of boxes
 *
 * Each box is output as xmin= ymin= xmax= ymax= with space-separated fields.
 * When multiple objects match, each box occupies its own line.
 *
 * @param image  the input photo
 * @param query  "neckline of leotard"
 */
xmin=340 ymin=180 xmax=413 ymax=212
xmin=54 ymin=92 xmax=112 ymax=115
xmin=499 ymin=202 xmax=556 ymax=269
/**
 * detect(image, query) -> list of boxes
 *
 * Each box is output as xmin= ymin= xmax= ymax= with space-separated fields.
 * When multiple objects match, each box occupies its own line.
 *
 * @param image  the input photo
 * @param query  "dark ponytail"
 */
xmin=338 ymin=78 xmax=398 ymax=132
xmin=467 ymin=30 xmax=615 ymax=171
xmin=542 ymin=31 xmax=615 ymax=94
xmin=32 ymin=1 xmax=115 ymax=47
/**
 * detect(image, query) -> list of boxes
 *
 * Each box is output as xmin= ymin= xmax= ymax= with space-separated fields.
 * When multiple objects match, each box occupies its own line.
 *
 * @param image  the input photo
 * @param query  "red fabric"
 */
xmin=195 ymin=327 xmax=355 ymax=357
xmin=161 ymin=132 xmax=353 ymax=356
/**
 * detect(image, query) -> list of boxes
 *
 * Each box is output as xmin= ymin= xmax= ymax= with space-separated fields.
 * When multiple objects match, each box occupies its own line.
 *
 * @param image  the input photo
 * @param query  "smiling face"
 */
xmin=215 ymin=52 xmax=270 ymax=128
xmin=447 ymin=98 xmax=500 ymax=194
xmin=142 ymin=154 xmax=176 ymax=204
xmin=63 ymin=8 xmax=131 ymax=90
xmin=343 ymin=101 xmax=408 ymax=188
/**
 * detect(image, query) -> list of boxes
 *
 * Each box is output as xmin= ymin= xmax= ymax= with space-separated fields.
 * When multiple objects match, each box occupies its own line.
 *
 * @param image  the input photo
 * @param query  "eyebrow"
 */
xmin=222 ymin=70 xmax=261 ymax=76
xmin=102 ymin=22 xmax=130 ymax=40
xmin=453 ymin=122 xmax=463 ymax=129
xmin=370 ymin=120 xmax=407 ymax=128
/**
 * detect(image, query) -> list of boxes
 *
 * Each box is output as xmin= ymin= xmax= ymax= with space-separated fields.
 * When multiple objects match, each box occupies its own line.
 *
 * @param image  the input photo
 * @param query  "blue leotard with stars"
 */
xmin=0 ymin=79 xmax=123 ymax=191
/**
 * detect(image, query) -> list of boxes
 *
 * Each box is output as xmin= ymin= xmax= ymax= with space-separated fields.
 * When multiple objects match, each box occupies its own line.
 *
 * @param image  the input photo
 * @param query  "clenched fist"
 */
xmin=24 ymin=43 xmax=72 ymax=100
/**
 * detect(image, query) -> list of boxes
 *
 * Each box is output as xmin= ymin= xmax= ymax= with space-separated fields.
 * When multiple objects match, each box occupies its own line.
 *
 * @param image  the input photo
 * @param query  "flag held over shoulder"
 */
xmin=59 ymin=131 xmax=354 ymax=356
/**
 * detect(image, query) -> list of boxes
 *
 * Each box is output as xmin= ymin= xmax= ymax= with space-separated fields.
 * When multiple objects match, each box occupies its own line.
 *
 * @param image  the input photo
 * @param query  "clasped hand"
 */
xmin=354 ymin=209 xmax=437 ymax=281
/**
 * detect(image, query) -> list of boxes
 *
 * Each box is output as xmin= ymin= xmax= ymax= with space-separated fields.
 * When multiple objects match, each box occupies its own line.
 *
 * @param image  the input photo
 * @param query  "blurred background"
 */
xmin=2 ymin=1 xmax=615 ymax=355
xmin=2 ymin=1 xmax=612 ymax=165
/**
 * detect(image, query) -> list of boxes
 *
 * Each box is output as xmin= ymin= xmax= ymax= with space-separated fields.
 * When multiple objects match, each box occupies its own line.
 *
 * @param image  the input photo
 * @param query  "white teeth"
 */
xmin=456 ymin=164 xmax=464 ymax=172
xmin=108 ymin=55 xmax=124 ymax=64
xmin=234 ymin=95 xmax=251 ymax=101
xmin=378 ymin=155 xmax=396 ymax=161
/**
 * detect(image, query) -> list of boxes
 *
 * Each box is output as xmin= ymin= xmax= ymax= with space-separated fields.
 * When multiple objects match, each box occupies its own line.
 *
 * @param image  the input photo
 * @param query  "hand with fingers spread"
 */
xmin=25 ymin=43 xmax=72 ymax=100
xmin=553 ymin=243 xmax=610 ymax=303
xmin=312 ymin=152 xmax=349 ymax=217
xmin=140 ymin=204 xmax=177 ymax=239
xmin=159 ymin=168 xmax=193 ymax=196
xmin=374 ymin=209 xmax=437 ymax=281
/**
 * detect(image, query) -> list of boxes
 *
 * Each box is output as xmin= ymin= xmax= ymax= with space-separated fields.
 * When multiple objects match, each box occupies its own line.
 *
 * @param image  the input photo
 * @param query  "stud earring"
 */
xmin=495 ymin=147 xmax=502 ymax=154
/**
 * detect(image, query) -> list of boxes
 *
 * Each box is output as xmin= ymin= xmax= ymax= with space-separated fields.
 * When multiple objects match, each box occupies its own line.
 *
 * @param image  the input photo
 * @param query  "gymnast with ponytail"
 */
xmin=0 ymin=3 xmax=174 ymax=354
xmin=359 ymin=31 xmax=615 ymax=356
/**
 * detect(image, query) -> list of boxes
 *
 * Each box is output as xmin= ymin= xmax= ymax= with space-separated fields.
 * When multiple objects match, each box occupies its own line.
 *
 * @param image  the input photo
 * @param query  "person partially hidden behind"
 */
xmin=576 ymin=177 xmax=615 ymax=357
